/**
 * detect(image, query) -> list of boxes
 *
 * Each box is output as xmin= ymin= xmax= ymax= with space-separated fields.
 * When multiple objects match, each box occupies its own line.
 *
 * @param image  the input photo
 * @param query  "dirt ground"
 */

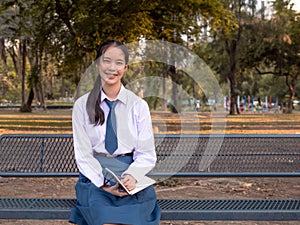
xmin=0 ymin=111 xmax=300 ymax=224
xmin=0 ymin=176 xmax=299 ymax=225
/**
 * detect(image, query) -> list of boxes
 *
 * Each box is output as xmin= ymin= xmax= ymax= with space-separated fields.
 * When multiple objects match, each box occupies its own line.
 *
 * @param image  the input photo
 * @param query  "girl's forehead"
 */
xmin=103 ymin=46 xmax=125 ymax=59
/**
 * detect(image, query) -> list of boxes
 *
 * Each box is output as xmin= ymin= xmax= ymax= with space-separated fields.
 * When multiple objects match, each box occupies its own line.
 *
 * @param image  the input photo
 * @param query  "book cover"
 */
xmin=105 ymin=168 xmax=156 ymax=195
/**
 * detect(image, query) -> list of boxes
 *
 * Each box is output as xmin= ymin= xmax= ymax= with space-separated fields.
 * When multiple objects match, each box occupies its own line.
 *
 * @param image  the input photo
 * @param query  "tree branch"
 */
xmin=55 ymin=0 xmax=76 ymax=37
xmin=55 ymin=0 xmax=94 ymax=52
xmin=255 ymin=67 xmax=288 ymax=76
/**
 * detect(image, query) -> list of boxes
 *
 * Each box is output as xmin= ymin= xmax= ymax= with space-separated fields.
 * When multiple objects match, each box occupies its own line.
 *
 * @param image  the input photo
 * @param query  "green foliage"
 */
xmin=0 ymin=55 xmax=22 ymax=103
xmin=3 ymin=0 xmax=235 ymax=109
xmin=1 ymin=0 xmax=298 ymax=114
xmin=251 ymin=0 xmax=300 ymax=112
xmin=193 ymin=0 xmax=300 ymax=114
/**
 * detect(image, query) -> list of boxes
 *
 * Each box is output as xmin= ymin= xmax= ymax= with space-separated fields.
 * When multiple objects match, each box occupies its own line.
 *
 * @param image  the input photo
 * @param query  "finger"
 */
xmin=118 ymin=191 xmax=129 ymax=197
xmin=126 ymin=186 xmax=134 ymax=191
xmin=122 ymin=176 xmax=135 ymax=186
xmin=112 ymin=184 xmax=121 ymax=191
xmin=121 ymin=177 xmax=129 ymax=183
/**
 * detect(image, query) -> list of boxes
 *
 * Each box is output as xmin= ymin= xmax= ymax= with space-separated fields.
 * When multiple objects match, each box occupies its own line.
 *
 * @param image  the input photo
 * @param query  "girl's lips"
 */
xmin=105 ymin=72 xmax=118 ymax=77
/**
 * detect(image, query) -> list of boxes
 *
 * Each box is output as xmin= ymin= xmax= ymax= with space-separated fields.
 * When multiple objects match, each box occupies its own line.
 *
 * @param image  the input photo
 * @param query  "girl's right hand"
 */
xmin=101 ymin=184 xmax=129 ymax=198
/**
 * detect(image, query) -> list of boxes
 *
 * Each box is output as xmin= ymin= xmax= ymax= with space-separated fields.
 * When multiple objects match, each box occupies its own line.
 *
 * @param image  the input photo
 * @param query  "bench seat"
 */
xmin=0 ymin=198 xmax=299 ymax=221
xmin=0 ymin=134 xmax=299 ymax=221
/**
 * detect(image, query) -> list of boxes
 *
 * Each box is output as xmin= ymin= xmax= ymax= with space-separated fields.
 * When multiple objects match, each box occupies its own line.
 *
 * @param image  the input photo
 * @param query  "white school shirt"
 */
xmin=72 ymin=85 xmax=157 ymax=187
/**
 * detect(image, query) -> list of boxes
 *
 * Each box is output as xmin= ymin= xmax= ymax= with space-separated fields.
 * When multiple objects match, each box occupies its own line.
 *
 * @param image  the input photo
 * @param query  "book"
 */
xmin=105 ymin=168 xmax=156 ymax=195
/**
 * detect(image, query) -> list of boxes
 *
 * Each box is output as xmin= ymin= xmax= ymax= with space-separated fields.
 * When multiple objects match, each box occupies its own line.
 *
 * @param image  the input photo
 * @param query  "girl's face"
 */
xmin=98 ymin=46 xmax=127 ymax=87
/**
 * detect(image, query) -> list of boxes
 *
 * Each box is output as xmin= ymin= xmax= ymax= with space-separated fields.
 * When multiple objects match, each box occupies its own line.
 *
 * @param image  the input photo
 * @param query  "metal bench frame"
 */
xmin=0 ymin=134 xmax=299 ymax=221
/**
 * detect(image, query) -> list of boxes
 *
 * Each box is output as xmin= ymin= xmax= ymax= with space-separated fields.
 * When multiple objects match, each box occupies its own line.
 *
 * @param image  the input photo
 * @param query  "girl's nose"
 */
xmin=108 ymin=63 xmax=117 ymax=71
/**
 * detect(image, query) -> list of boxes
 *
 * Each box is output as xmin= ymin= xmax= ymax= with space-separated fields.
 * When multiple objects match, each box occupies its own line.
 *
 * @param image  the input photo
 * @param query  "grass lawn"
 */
xmin=0 ymin=108 xmax=300 ymax=135
xmin=0 ymin=109 xmax=72 ymax=135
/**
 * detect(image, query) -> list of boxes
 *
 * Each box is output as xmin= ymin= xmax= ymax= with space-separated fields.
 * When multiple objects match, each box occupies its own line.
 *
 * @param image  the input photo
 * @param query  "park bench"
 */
xmin=0 ymin=133 xmax=299 ymax=221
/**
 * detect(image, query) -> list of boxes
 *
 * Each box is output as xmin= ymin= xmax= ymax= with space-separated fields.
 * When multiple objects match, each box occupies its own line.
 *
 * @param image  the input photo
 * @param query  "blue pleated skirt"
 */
xmin=69 ymin=155 xmax=161 ymax=225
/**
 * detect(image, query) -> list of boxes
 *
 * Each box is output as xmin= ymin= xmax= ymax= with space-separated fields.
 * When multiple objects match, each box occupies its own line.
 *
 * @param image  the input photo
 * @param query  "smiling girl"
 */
xmin=69 ymin=40 xmax=161 ymax=225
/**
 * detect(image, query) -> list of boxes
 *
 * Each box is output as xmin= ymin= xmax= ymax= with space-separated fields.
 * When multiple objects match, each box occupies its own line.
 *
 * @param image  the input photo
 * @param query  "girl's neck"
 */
xmin=102 ymin=83 xmax=121 ymax=100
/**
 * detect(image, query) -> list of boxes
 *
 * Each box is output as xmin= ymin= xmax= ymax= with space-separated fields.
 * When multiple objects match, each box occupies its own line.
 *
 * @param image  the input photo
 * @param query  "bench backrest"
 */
xmin=0 ymin=134 xmax=299 ymax=177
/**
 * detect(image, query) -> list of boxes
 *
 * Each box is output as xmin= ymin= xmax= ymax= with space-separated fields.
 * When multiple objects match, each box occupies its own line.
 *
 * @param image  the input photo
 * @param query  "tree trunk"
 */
xmin=60 ymin=76 xmax=66 ymax=98
xmin=20 ymin=41 xmax=26 ymax=105
xmin=228 ymin=77 xmax=240 ymax=115
xmin=0 ymin=38 xmax=7 ymax=66
xmin=225 ymin=35 xmax=242 ymax=115
xmin=162 ymin=65 xmax=167 ymax=111
xmin=28 ymin=46 xmax=45 ymax=109
xmin=0 ymin=38 xmax=8 ymax=99
xmin=20 ymin=40 xmax=29 ymax=112
xmin=285 ymin=74 xmax=297 ymax=114
xmin=20 ymin=88 xmax=34 ymax=112
xmin=227 ymin=49 xmax=239 ymax=114
xmin=169 ymin=65 xmax=180 ymax=113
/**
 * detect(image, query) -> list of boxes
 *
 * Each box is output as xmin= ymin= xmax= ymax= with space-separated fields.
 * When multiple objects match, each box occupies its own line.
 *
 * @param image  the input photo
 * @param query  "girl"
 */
xmin=69 ymin=40 xmax=161 ymax=225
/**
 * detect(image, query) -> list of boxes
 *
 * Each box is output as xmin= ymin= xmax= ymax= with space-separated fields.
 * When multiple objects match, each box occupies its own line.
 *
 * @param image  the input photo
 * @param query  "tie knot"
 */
xmin=105 ymin=99 xmax=117 ymax=109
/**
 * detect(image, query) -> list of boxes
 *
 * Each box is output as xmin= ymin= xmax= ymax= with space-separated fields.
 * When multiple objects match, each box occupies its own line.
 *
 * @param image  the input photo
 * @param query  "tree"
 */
xmin=254 ymin=0 xmax=300 ymax=113
xmin=1 ymin=0 xmax=237 ymax=112
xmin=54 ymin=0 xmax=236 ymax=112
xmin=0 ymin=0 xmax=86 ymax=111
xmin=145 ymin=0 xmax=236 ymax=112
xmin=214 ymin=0 xmax=261 ymax=115
xmin=193 ymin=0 xmax=300 ymax=115
xmin=240 ymin=0 xmax=300 ymax=113
xmin=0 ymin=0 xmax=46 ymax=111
xmin=0 ymin=1 xmax=29 ymax=110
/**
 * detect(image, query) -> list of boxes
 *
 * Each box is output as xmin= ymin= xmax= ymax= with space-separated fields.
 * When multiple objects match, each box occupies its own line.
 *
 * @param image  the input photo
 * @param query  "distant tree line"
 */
xmin=0 ymin=0 xmax=299 ymax=114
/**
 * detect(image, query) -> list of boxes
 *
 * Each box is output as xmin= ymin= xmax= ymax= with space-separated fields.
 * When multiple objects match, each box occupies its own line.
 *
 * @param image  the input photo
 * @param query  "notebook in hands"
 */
xmin=105 ymin=168 xmax=156 ymax=195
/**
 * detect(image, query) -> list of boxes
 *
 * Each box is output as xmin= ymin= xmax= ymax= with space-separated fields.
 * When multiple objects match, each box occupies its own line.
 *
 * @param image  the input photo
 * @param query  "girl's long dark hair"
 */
xmin=86 ymin=40 xmax=129 ymax=126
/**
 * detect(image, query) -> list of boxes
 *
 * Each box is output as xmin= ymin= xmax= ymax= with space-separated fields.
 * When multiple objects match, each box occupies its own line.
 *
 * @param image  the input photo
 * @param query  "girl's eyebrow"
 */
xmin=103 ymin=56 xmax=124 ymax=62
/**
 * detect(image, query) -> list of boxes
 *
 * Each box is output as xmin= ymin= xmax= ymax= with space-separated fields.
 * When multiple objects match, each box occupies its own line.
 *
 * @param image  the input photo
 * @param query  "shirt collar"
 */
xmin=101 ymin=85 xmax=127 ymax=104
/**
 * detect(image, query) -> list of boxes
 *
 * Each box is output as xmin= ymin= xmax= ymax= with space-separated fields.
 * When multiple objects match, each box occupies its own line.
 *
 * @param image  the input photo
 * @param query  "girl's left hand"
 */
xmin=121 ymin=174 xmax=137 ymax=191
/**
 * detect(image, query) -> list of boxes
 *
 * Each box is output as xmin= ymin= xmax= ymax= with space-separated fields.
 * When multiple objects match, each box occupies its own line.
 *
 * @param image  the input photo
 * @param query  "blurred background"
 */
xmin=0 ymin=0 xmax=299 ymax=115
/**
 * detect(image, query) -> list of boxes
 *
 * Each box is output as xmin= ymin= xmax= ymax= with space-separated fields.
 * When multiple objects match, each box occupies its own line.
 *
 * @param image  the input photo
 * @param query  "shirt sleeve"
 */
xmin=123 ymin=99 xmax=157 ymax=182
xmin=72 ymin=97 xmax=104 ymax=187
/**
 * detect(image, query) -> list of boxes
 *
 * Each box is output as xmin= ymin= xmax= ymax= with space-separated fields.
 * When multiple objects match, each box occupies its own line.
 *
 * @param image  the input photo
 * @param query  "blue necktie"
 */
xmin=105 ymin=99 xmax=118 ymax=154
